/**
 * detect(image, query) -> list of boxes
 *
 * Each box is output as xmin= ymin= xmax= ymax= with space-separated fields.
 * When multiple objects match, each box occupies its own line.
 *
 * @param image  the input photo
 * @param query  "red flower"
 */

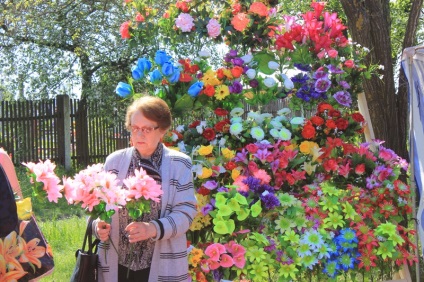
xmin=189 ymin=120 xmax=201 ymax=128
xmin=275 ymin=33 xmax=294 ymax=50
xmin=202 ymin=128 xmax=216 ymax=141
xmin=214 ymin=108 xmax=229 ymax=117
xmin=310 ymin=116 xmax=324 ymax=126
xmin=328 ymin=109 xmax=341 ymax=118
xmin=323 ymin=158 xmax=338 ymax=172
xmin=245 ymin=143 xmax=258 ymax=153
xmin=225 ymin=161 xmax=237 ymax=171
xmin=355 ymin=163 xmax=365 ymax=175
xmin=120 ymin=21 xmax=131 ymax=39
xmin=335 ymin=118 xmax=348 ymax=130
xmin=351 ymin=112 xmax=365 ymax=123
xmin=202 ymin=85 xmax=215 ymax=97
xmin=231 ymin=66 xmax=244 ymax=78
xmin=325 ymin=119 xmax=336 ymax=129
xmin=214 ymin=119 xmax=230 ymax=132
xmin=317 ymin=102 xmax=333 ymax=114
xmin=197 ymin=187 xmax=210 ymax=196
xmin=179 ymin=73 xmax=193 ymax=82
xmin=176 ymin=1 xmax=190 ymax=12
xmin=301 ymin=123 xmax=316 ymax=139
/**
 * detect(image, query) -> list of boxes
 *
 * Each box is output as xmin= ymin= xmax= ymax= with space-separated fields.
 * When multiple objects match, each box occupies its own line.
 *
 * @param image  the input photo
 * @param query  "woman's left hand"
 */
xmin=125 ymin=222 xmax=157 ymax=243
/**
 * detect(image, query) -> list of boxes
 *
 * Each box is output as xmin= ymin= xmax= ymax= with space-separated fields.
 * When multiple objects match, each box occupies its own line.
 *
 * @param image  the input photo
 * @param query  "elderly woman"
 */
xmin=94 ymin=96 xmax=197 ymax=282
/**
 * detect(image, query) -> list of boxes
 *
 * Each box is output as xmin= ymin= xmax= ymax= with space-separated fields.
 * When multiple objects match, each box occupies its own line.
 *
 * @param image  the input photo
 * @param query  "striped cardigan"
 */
xmin=93 ymin=145 xmax=197 ymax=282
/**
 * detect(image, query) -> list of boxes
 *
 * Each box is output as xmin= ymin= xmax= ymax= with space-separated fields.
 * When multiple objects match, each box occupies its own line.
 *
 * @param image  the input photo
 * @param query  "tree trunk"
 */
xmin=339 ymin=0 xmax=405 ymax=158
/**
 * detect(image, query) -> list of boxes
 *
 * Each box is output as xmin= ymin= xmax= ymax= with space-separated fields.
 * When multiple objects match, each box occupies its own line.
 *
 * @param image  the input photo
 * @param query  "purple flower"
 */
xmin=327 ymin=64 xmax=344 ymax=74
xmin=292 ymin=73 xmax=309 ymax=83
xmin=229 ymin=80 xmax=243 ymax=93
xmin=217 ymin=186 xmax=229 ymax=192
xmin=365 ymin=174 xmax=380 ymax=189
xmin=204 ymin=180 xmax=218 ymax=190
xmin=294 ymin=63 xmax=312 ymax=72
xmin=261 ymin=192 xmax=280 ymax=209
xmin=313 ymin=70 xmax=328 ymax=79
xmin=201 ymin=204 xmax=214 ymax=215
xmin=249 ymin=79 xmax=259 ymax=88
xmin=314 ymin=77 xmax=331 ymax=93
xmin=333 ymin=91 xmax=352 ymax=107
xmin=231 ymin=57 xmax=245 ymax=66
xmin=339 ymin=80 xmax=350 ymax=89
xmin=253 ymin=148 xmax=271 ymax=162
xmin=234 ymin=149 xmax=248 ymax=163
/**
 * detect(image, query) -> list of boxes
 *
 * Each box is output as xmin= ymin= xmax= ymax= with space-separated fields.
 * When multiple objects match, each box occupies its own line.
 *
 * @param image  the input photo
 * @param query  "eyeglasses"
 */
xmin=129 ymin=126 xmax=159 ymax=134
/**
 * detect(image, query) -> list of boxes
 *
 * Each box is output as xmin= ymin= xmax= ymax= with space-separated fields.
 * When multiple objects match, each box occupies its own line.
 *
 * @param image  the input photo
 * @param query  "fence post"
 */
xmin=56 ymin=95 xmax=71 ymax=170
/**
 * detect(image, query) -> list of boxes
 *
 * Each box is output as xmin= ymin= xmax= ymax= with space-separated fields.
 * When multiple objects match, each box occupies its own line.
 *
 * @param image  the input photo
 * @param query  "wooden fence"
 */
xmin=0 ymin=95 xmax=129 ymax=168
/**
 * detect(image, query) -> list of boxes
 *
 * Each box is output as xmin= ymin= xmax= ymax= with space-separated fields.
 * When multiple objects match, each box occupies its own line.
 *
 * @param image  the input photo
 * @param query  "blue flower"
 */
xmin=131 ymin=66 xmax=144 ymax=80
xmin=149 ymin=69 xmax=163 ymax=84
xmin=137 ymin=57 xmax=152 ymax=73
xmin=187 ymin=81 xmax=204 ymax=97
xmin=162 ymin=61 xmax=174 ymax=77
xmin=154 ymin=50 xmax=171 ymax=66
xmin=115 ymin=82 xmax=132 ymax=98
xmin=168 ymin=66 xmax=181 ymax=84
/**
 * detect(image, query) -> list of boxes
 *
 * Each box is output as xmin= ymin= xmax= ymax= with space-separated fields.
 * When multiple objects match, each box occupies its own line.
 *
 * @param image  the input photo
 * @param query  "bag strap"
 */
xmin=82 ymin=217 xmax=100 ymax=254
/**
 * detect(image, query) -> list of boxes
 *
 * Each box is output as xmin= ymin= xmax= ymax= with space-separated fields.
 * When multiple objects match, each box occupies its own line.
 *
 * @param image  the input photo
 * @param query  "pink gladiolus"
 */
xmin=219 ymin=253 xmax=234 ymax=268
xmin=205 ymin=243 xmax=225 ymax=261
xmin=123 ymin=168 xmax=163 ymax=202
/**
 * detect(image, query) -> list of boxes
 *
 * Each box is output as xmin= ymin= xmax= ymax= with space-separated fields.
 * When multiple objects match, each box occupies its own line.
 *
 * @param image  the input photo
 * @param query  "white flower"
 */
xmin=210 ymin=139 xmax=217 ymax=146
xmin=198 ymin=49 xmax=211 ymax=58
xmin=261 ymin=190 xmax=270 ymax=196
xmin=263 ymin=77 xmax=276 ymax=88
xmin=241 ymin=54 xmax=253 ymax=64
xmin=175 ymin=125 xmax=185 ymax=133
xmin=270 ymin=128 xmax=280 ymax=138
xmin=278 ymin=127 xmax=292 ymax=141
xmin=270 ymin=120 xmax=283 ymax=129
xmin=192 ymin=164 xmax=203 ymax=176
xmin=177 ymin=141 xmax=187 ymax=153
xmin=379 ymin=65 xmax=384 ymax=70
xmin=283 ymin=77 xmax=294 ymax=89
xmin=246 ymin=69 xmax=256 ymax=79
xmin=247 ymin=111 xmax=260 ymax=120
xmin=230 ymin=123 xmax=243 ymax=136
xmin=290 ymin=117 xmax=305 ymax=126
xmin=196 ymin=125 xmax=204 ymax=134
xmin=231 ymin=116 xmax=243 ymax=123
xmin=363 ymin=47 xmax=370 ymax=53
xmin=218 ymin=137 xmax=227 ymax=147
xmin=170 ymin=132 xmax=178 ymax=141
xmin=277 ymin=108 xmax=291 ymax=115
xmin=268 ymin=61 xmax=280 ymax=70
xmin=250 ymin=126 xmax=265 ymax=141
xmin=273 ymin=115 xmax=288 ymax=122
xmin=230 ymin=107 xmax=244 ymax=117
xmin=261 ymin=113 xmax=273 ymax=119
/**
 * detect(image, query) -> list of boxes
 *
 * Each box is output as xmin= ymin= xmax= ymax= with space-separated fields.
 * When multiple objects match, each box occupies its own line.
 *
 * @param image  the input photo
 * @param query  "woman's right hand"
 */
xmin=96 ymin=221 xmax=111 ymax=241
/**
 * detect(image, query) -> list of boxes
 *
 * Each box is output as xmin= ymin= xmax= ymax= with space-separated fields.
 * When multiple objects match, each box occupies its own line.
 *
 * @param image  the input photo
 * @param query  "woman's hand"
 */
xmin=125 ymin=222 xmax=157 ymax=243
xmin=96 ymin=221 xmax=111 ymax=242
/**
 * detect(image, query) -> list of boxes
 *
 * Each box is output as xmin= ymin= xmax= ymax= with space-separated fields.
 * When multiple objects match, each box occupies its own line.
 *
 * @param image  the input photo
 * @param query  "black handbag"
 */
xmin=70 ymin=217 xmax=100 ymax=282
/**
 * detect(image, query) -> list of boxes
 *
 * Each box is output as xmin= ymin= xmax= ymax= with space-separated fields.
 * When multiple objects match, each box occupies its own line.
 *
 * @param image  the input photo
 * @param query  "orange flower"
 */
xmin=203 ymin=85 xmax=215 ymax=97
xmin=18 ymin=238 xmax=46 ymax=268
xmin=231 ymin=13 xmax=250 ymax=32
xmin=249 ymin=2 xmax=269 ymax=17
xmin=230 ymin=66 xmax=243 ymax=78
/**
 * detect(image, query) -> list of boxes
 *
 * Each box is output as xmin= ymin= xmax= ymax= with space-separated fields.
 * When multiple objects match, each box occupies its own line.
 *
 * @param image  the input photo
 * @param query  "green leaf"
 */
xmin=254 ymin=51 xmax=276 ymax=75
xmin=173 ymin=94 xmax=194 ymax=116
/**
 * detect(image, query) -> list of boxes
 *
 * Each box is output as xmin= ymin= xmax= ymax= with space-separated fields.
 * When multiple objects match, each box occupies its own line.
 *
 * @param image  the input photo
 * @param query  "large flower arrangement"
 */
xmin=115 ymin=1 xmax=416 ymax=281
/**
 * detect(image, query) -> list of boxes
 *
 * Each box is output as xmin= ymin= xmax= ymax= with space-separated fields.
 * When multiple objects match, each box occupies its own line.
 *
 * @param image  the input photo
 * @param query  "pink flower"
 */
xmin=206 ymin=18 xmax=221 ymax=38
xmin=233 ymin=253 xmax=246 ymax=268
xmin=124 ymin=168 xmax=163 ymax=202
xmin=207 ymin=258 xmax=221 ymax=270
xmin=233 ymin=175 xmax=249 ymax=192
xmin=225 ymin=241 xmax=246 ymax=256
xmin=120 ymin=21 xmax=131 ymax=39
xmin=327 ymin=49 xmax=338 ymax=58
xmin=205 ymin=243 xmax=225 ymax=261
xmin=135 ymin=13 xmax=145 ymax=22
xmin=219 ymin=253 xmax=234 ymax=268
xmin=253 ymin=169 xmax=271 ymax=184
xmin=355 ymin=163 xmax=365 ymax=175
xmin=175 ymin=13 xmax=195 ymax=32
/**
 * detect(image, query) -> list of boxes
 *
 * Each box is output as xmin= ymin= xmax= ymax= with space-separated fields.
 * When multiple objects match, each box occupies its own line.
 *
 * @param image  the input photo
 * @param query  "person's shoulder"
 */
xmin=163 ymin=146 xmax=191 ymax=160
xmin=105 ymin=148 xmax=132 ymax=163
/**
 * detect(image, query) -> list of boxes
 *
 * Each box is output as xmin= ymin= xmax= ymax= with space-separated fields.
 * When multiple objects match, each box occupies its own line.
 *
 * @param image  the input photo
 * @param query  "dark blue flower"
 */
xmin=162 ymin=61 xmax=174 ymax=77
xmin=294 ymin=63 xmax=312 ymax=72
xmin=115 ymin=82 xmax=132 ymax=98
xmin=260 ymin=192 xmax=280 ymax=209
xmin=187 ymin=81 xmax=204 ymax=97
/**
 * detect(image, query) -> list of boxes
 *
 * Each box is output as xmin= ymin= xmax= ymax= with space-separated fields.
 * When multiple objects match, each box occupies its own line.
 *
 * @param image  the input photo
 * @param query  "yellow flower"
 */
xmin=222 ymin=68 xmax=233 ymax=79
xmin=198 ymin=167 xmax=213 ymax=179
xmin=198 ymin=145 xmax=213 ymax=156
xmin=201 ymin=69 xmax=220 ymax=86
xmin=221 ymin=147 xmax=235 ymax=159
xmin=231 ymin=168 xmax=241 ymax=181
xmin=299 ymin=141 xmax=318 ymax=154
xmin=16 ymin=197 xmax=32 ymax=220
xmin=215 ymin=85 xmax=230 ymax=100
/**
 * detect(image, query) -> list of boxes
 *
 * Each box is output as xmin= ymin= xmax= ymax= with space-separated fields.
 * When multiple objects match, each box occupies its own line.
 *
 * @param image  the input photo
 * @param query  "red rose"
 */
xmin=325 ymin=119 xmax=336 ymax=129
xmin=317 ymin=102 xmax=333 ymax=114
xmin=301 ymin=124 xmax=316 ymax=139
xmin=351 ymin=112 xmax=365 ymax=123
xmin=355 ymin=163 xmax=365 ymax=175
xmin=335 ymin=118 xmax=349 ymax=130
xmin=176 ymin=1 xmax=189 ymax=12
xmin=214 ymin=119 xmax=230 ymax=132
xmin=329 ymin=109 xmax=341 ymax=118
xmin=202 ymin=128 xmax=216 ymax=141
xmin=245 ymin=143 xmax=258 ymax=153
xmin=214 ymin=108 xmax=229 ymax=117
xmin=310 ymin=116 xmax=325 ymax=126
xmin=248 ymin=161 xmax=258 ymax=172
xmin=342 ymin=143 xmax=357 ymax=155
xmin=197 ymin=187 xmax=210 ymax=196
xmin=225 ymin=161 xmax=237 ymax=170
xmin=189 ymin=120 xmax=201 ymax=128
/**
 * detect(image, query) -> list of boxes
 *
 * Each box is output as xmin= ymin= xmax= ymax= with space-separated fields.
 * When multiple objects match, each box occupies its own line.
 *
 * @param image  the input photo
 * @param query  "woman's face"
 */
xmin=130 ymin=110 xmax=166 ymax=157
